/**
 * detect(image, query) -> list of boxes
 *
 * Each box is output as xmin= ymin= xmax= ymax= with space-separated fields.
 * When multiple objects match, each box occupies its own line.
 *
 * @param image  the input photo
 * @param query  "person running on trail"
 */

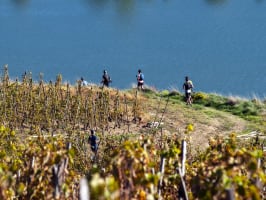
xmin=136 ymin=69 xmax=144 ymax=90
xmin=101 ymin=70 xmax=112 ymax=87
xmin=183 ymin=76 xmax=194 ymax=105
xmin=80 ymin=77 xmax=88 ymax=86
xmin=88 ymin=130 xmax=98 ymax=153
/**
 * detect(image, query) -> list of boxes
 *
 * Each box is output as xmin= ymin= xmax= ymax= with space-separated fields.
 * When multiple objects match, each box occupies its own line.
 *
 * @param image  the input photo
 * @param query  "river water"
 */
xmin=0 ymin=0 xmax=266 ymax=98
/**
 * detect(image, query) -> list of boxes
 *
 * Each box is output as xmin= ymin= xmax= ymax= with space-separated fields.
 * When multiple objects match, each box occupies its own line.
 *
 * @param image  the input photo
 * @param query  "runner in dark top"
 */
xmin=88 ymin=130 xmax=98 ymax=153
xmin=183 ymin=76 xmax=194 ymax=105
xmin=101 ymin=70 xmax=111 ymax=87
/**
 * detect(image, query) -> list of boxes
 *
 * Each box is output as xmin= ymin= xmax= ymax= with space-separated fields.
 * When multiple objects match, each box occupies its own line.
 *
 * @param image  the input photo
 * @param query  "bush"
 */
xmin=168 ymin=90 xmax=181 ymax=97
xmin=233 ymin=101 xmax=259 ymax=116
xmin=193 ymin=92 xmax=208 ymax=101
xmin=160 ymin=90 xmax=170 ymax=97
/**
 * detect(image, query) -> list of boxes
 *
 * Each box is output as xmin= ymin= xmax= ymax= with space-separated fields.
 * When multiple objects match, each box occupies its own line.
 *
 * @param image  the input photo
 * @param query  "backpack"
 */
xmin=140 ymin=73 xmax=144 ymax=81
xmin=187 ymin=81 xmax=193 ymax=89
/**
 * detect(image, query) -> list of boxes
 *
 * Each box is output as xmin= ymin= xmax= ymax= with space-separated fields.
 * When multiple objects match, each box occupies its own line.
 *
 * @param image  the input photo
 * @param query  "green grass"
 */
xmin=136 ymin=88 xmax=266 ymax=134
xmin=154 ymin=90 xmax=265 ymax=121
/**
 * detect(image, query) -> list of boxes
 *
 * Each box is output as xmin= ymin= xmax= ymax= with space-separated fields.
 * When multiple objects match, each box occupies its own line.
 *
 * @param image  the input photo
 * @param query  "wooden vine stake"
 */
xmin=181 ymin=140 xmax=186 ymax=177
xmin=123 ymin=94 xmax=130 ymax=132
xmin=225 ymin=188 xmax=235 ymax=200
xmin=52 ymin=142 xmax=71 ymax=199
xmin=158 ymin=156 xmax=166 ymax=199
xmin=178 ymin=139 xmax=189 ymax=200
xmin=80 ymin=177 xmax=90 ymax=200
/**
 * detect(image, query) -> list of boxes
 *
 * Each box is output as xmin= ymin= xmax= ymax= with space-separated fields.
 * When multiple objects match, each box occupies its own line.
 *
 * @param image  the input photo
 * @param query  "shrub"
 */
xmin=233 ymin=101 xmax=259 ymax=116
xmin=160 ymin=90 xmax=170 ymax=97
xmin=193 ymin=92 xmax=208 ymax=101
xmin=168 ymin=90 xmax=181 ymax=96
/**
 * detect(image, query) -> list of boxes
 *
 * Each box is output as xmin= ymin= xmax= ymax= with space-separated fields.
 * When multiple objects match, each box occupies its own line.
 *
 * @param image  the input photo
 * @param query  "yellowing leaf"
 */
xmin=186 ymin=124 xmax=194 ymax=132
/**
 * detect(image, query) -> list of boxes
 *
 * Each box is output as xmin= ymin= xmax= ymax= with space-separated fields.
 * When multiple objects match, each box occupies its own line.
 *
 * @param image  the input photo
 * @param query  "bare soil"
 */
xmin=104 ymin=92 xmax=248 ymax=154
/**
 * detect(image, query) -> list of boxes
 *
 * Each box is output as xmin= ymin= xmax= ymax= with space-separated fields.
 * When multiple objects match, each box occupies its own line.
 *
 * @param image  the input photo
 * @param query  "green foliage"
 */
xmin=139 ymin=88 xmax=265 ymax=124
xmin=156 ymin=90 xmax=265 ymax=123
xmin=0 ymin=119 xmax=265 ymax=199
xmin=159 ymin=89 xmax=170 ymax=96
xmin=157 ymin=90 xmax=183 ymax=104
xmin=87 ymin=133 xmax=266 ymax=199
xmin=190 ymin=134 xmax=266 ymax=199
xmin=193 ymin=92 xmax=208 ymax=101
xmin=0 ymin=125 xmax=79 ymax=199
xmin=191 ymin=93 xmax=265 ymax=122
xmin=232 ymin=101 xmax=259 ymax=116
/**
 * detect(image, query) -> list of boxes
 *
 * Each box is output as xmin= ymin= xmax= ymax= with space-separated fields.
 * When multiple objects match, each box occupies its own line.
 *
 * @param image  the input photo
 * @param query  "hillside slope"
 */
xmin=119 ymin=89 xmax=254 ymax=154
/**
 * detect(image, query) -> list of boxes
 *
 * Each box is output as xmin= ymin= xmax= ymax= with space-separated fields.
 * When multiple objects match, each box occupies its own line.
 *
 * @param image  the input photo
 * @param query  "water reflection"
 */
xmin=12 ymin=0 xmax=29 ymax=6
xmin=115 ymin=0 xmax=135 ymax=14
xmin=256 ymin=0 xmax=264 ymax=3
xmin=10 ymin=0 xmax=264 ymax=9
xmin=205 ymin=0 xmax=228 ymax=5
xmin=83 ymin=0 xmax=136 ymax=13
xmin=83 ymin=0 xmax=109 ymax=10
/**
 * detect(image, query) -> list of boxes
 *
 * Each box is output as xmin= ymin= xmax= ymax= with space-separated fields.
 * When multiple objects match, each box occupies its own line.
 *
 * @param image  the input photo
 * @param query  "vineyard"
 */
xmin=0 ymin=66 xmax=265 ymax=200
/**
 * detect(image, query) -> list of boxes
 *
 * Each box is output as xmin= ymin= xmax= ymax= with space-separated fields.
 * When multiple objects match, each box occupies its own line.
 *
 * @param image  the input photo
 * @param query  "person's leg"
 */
xmin=91 ymin=146 xmax=95 ymax=152
xmin=188 ymin=93 xmax=192 ymax=105
xmin=138 ymin=82 xmax=141 ymax=90
xmin=185 ymin=93 xmax=189 ymax=104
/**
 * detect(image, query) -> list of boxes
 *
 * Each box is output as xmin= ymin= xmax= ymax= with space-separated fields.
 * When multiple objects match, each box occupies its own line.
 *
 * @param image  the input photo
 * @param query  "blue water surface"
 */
xmin=0 ymin=0 xmax=266 ymax=98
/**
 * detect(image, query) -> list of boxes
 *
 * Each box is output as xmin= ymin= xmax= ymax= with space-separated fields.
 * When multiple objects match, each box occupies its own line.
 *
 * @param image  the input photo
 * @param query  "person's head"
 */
xmin=185 ymin=76 xmax=189 ymax=81
xmin=138 ymin=69 xmax=141 ymax=73
xmin=103 ymin=70 xmax=107 ymax=74
xmin=81 ymin=77 xmax=84 ymax=81
xmin=90 ymin=129 xmax=95 ymax=135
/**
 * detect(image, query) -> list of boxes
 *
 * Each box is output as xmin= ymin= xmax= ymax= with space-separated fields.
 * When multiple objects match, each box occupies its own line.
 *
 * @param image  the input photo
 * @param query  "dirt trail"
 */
xmin=107 ymin=94 xmax=248 ymax=154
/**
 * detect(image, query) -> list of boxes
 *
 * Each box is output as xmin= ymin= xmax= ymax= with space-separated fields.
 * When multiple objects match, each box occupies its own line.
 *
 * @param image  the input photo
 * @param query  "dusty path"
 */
xmin=104 ymin=94 xmax=248 ymax=154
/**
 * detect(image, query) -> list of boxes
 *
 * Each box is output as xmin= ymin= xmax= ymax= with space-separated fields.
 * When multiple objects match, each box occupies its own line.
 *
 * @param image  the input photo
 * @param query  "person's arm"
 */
xmin=191 ymin=81 xmax=194 ymax=89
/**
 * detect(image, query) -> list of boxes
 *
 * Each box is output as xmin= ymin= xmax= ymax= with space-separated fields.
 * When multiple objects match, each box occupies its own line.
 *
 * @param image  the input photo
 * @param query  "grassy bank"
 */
xmin=140 ymin=87 xmax=266 ymax=131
